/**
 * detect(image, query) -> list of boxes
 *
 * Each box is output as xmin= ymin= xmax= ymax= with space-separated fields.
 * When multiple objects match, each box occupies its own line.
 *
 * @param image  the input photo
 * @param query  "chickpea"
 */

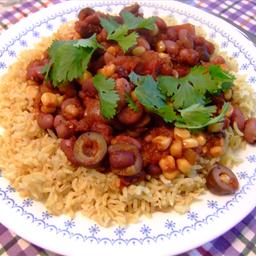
xmin=183 ymin=138 xmax=199 ymax=149
xmin=174 ymin=127 xmax=191 ymax=140
xmin=79 ymin=70 xmax=92 ymax=81
xmin=152 ymin=136 xmax=172 ymax=151
xmin=41 ymin=92 xmax=58 ymax=108
xmin=159 ymin=155 xmax=176 ymax=173
xmin=64 ymin=104 xmax=80 ymax=118
xmin=176 ymin=158 xmax=192 ymax=175
xmin=41 ymin=105 xmax=56 ymax=114
xmin=169 ymin=140 xmax=182 ymax=158
xmin=183 ymin=149 xmax=197 ymax=165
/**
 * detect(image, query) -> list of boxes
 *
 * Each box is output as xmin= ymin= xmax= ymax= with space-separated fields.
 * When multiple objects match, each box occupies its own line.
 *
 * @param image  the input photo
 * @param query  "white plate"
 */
xmin=0 ymin=1 xmax=256 ymax=255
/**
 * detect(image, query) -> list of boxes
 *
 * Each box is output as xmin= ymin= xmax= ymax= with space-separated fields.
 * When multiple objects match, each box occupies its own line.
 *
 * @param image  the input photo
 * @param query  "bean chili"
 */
xmin=26 ymin=4 xmax=256 ymax=193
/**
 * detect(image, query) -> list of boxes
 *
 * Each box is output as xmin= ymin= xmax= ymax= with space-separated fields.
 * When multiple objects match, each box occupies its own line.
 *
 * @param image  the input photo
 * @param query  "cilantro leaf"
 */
xmin=43 ymin=34 xmax=101 ymax=87
xmin=129 ymin=72 xmax=176 ymax=122
xmin=175 ymin=103 xmax=229 ymax=129
xmin=93 ymin=74 xmax=119 ymax=119
xmin=100 ymin=12 xmax=156 ymax=52
xmin=121 ymin=12 xmax=156 ymax=30
xmin=209 ymin=65 xmax=235 ymax=91
xmin=125 ymin=93 xmax=139 ymax=112
xmin=99 ymin=17 xmax=119 ymax=35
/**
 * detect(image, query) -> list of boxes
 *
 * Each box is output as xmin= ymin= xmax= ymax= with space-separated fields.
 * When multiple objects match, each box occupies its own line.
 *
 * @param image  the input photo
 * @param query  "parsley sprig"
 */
xmin=100 ymin=12 xmax=156 ymax=52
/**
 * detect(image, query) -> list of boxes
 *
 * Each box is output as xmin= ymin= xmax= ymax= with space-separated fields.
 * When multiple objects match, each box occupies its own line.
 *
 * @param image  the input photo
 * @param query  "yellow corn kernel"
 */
xmin=99 ymin=64 xmax=116 ymax=77
xmin=163 ymin=170 xmax=180 ymax=180
xmin=41 ymin=92 xmax=58 ymax=108
xmin=107 ymin=46 xmax=118 ymax=55
xmin=210 ymin=146 xmax=223 ymax=157
xmin=152 ymin=136 xmax=172 ymax=151
xmin=196 ymin=133 xmax=206 ymax=146
xmin=156 ymin=40 xmax=166 ymax=52
xmin=170 ymin=140 xmax=182 ymax=158
xmin=183 ymin=138 xmax=199 ymax=149
xmin=41 ymin=105 xmax=56 ymax=114
xmin=56 ymin=94 xmax=65 ymax=106
xmin=183 ymin=148 xmax=197 ymax=165
xmin=158 ymin=53 xmax=169 ymax=59
xmin=81 ymin=70 xmax=92 ymax=80
xmin=176 ymin=158 xmax=192 ymax=175
xmin=159 ymin=156 xmax=176 ymax=173
xmin=174 ymin=127 xmax=191 ymax=140
xmin=132 ymin=46 xmax=146 ymax=56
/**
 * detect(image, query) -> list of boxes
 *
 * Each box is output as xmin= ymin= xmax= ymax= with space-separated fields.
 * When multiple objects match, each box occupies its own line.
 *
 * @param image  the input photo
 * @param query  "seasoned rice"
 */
xmin=0 ymin=22 xmax=254 ymax=227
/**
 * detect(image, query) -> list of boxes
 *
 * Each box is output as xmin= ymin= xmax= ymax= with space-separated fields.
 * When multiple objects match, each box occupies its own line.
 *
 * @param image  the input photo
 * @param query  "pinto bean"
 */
xmin=178 ymin=29 xmax=194 ymax=49
xmin=117 ymin=104 xmax=143 ymax=125
xmin=243 ymin=118 xmax=256 ymax=144
xmin=37 ymin=113 xmax=54 ymax=129
xmin=137 ymin=37 xmax=151 ymax=50
xmin=178 ymin=48 xmax=199 ymax=66
xmin=53 ymin=114 xmax=65 ymax=128
xmin=230 ymin=107 xmax=245 ymax=132
xmin=164 ymin=40 xmax=179 ymax=57
xmin=166 ymin=27 xmax=178 ymax=41
xmin=109 ymin=151 xmax=135 ymax=169
xmin=61 ymin=98 xmax=83 ymax=120
xmin=60 ymin=137 xmax=80 ymax=165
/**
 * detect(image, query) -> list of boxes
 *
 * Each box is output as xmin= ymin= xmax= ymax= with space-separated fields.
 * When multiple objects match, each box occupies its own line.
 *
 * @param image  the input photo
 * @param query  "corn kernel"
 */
xmin=170 ymin=140 xmax=182 ymax=158
xmin=176 ymin=158 xmax=192 ymax=174
xmin=183 ymin=138 xmax=199 ymax=149
xmin=99 ymin=64 xmax=116 ymax=77
xmin=210 ymin=146 xmax=223 ymax=157
xmin=163 ymin=170 xmax=180 ymax=180
xmin=156 ymin=40 xmax=166 ymax=53
xmin=183 ymin=148 xmax=197 ymax=165
xmin=174 ymin=127 xmax=191 ymax=140
xmin=152 ymin=136 xmax=172 ymax=151
xmin=64 ymin=104 xmax=80 ymax=118
xmin=159 ymin=156 xmax=176 ymax=173
xmin=196 ymin=133 xmax=206 ymax=146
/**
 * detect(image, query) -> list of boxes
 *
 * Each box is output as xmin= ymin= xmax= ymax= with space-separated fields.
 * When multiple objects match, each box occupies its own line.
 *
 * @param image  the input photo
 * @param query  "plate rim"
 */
xmin=0 ymin=1 xmax=256 ymax=255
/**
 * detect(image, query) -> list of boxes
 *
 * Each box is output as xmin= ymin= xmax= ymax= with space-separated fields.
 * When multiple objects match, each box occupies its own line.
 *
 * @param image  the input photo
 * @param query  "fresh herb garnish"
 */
xmin=129 ymin=72 xmax=176 ymax=123
xmin=93 ymin=73 xmax=120 ymax=119
xmin=125 ymin=93 xmax=139 ymax=112
xmin=43 ymin=34 xmax=102 ymax=87
xmin=100 ymin=12 xmax=156 ymax=52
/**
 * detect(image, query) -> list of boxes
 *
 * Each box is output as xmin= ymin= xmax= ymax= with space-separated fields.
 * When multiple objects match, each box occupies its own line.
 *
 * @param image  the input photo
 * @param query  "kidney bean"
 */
xmin=137 ymin=37 xmax=151 ymax=50
xmin=109 ymin=151 xmax=135 ymax=169
xmin=166 ymin=27 xmax=178 ymax=41
xmin=178 ymin=29 xmax=194 ymax=49
xmin=147 ymin=164 xmax=162 ymax=176
xmin=111 ymin=135 xmax=142 ymax=150
xmin=61 ymin=98 xmax=83 ymax=120
xmin=91 ymin=122 xmax=113 ymax=144
xmin=230 ymin=107 xmax=245 ymax=132
xmin=27 ymin=59 xmax=48 ymax=84
xmin=60 ymin=137 xmax=80 ymax=165
xmin=211 ymin=55 xmax=226 ymax=65
xmin=120 ymin=3 xmax=140 ymax=16
xmin=78 ymin=7 xmax=95 ymax=21
xmin=83 ymin=97 xmax=107 ymax=125
xmin=173 ymin=23 xmax=196 ymax=35
xmin=194 ymin=36 xmax=205 ymax=46
xmin=243 ymin=118 xmax=256 ymax=144
xmin=164 ymin=40 xmax=179 ymax=57
xmin=155 ymin=17 xmax=167 ymax=31
xmin=53 ymin=115 xmax=65 ymax=128
xmin=178 ymin=48 xmax=199 ymax=66
xmin=195 ymin=45 xmax=210 ymax=62
xmin=37 ymin=113 xmax=54 ymax=129
xmin=55 ymin=123 xmax=74 ymax=139
xmin=78 ymin=77 xmax=97 ymax=98
xmin=117 ymin=104 xmax=143 ymax=125
xmin=115 ymin=78 xmax=133 ymax=110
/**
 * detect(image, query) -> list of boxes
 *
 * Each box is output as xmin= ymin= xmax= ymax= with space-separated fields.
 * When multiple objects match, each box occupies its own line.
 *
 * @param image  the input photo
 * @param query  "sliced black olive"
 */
xmin=206 ymin=163 xmax=239 ymax=195
xmin=73 ymin=132 xmax=107 ymax=167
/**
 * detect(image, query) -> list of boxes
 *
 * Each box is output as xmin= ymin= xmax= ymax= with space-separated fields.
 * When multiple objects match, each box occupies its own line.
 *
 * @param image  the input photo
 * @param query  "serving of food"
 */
xmin=0 ymin=4 xmax=256 ymax=255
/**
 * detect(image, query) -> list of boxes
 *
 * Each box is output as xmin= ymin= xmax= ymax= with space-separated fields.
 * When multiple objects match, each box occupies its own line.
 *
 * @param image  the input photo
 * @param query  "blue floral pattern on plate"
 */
xmin=0 ymin=1 xmax=255 ymax=255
